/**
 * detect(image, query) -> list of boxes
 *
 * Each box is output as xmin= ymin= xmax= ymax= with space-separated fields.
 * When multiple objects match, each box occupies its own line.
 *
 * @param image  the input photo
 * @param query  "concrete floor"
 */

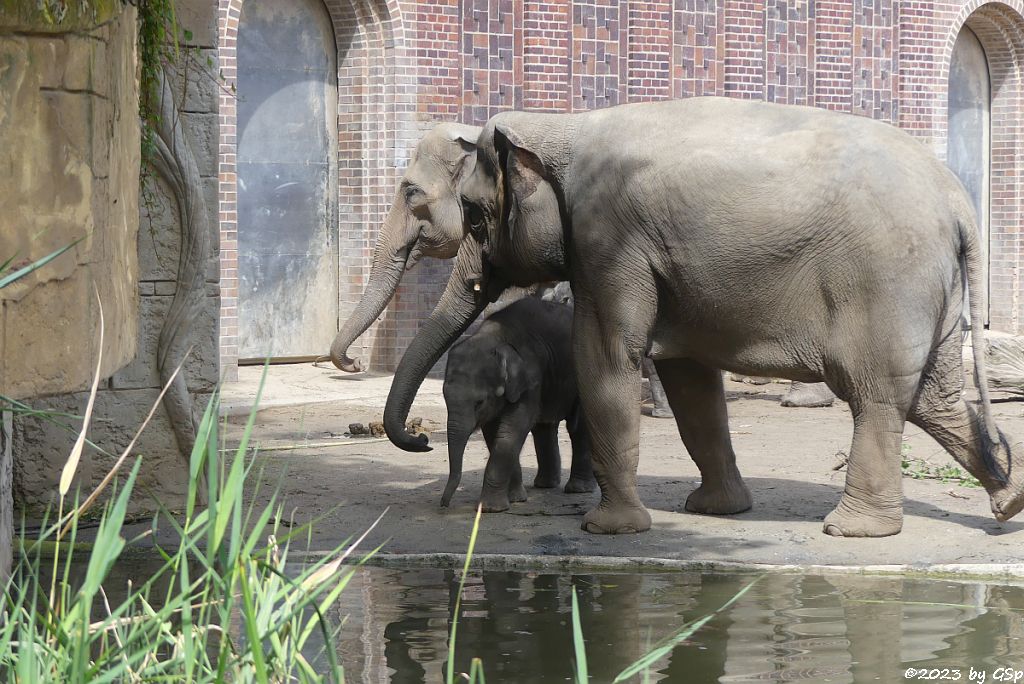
xmin=223 ymin=363 xmax=1024 ymax=574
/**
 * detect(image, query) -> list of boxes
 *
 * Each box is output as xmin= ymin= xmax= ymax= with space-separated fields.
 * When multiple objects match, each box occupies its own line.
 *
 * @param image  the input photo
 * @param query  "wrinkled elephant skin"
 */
xmin=390 ymin=97 xmax=1024 ymax=538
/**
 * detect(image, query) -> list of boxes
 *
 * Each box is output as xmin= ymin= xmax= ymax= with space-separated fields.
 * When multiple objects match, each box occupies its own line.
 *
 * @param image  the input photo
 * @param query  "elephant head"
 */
xmin=459 ymin=114 xmax=570 ymax=287
xmin=383 ymin=115 xmax=570 ymax=451
xmin=441 ymin=341 xmax=530 ymax=506
xmin=328 ymin=122 xmax=481 ymax=372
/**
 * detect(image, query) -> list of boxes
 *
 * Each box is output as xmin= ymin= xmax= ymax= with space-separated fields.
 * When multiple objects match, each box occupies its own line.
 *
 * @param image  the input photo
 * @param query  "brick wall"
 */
xmin=218 ymin=0 xmax=1024 ymax=376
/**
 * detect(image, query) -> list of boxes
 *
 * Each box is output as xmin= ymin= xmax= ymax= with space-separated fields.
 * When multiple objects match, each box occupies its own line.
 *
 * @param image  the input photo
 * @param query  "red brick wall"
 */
xmin=218 ymin=0 xmax=1024 ymax=376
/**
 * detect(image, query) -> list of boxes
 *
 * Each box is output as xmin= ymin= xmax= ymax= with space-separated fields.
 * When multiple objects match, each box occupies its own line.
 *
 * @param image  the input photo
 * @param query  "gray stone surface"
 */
xmin=0 ymin=412 xmax=11 ymax=580
xmin=13 ymin=388 xmax=204 ymax=514
xmin=224 ymin=366 xmax=1024 ymax=569
xmin=7 ymin=0 xmax=220 ymax=513
xmin=165 ymin=49 xmax=221 ymax=114
xmin=141 ymin=175 xmax=220 ymax=284
xmin=183 ymin=112 xmax=219 ymax=178
xmin=0 ymin=6 xmax=140 ymax=400
xmin=110 ymin=294 xmax=219 ymax=393
xmin=175 ymin=0 xmax=219 ymax=48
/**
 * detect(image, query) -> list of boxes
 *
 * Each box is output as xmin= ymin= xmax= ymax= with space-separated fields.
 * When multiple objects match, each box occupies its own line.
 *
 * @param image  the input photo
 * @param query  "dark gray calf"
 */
xmin=442 ymin=298 xmax=596 ymax=511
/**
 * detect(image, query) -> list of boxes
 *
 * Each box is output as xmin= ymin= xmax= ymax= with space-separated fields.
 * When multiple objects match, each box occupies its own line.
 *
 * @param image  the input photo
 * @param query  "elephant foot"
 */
xmin=781 ymin=382 xmax=836 ymax=408
xmin=990 ymin=480 xmax=1024 ymax=522
xmin=727 ymin=373 xmax=771 ymax=385
xmin=533 ymin=473 xmax=561 ymax=489
xmin=684 ymin=481 xmax=753 ymax=515
xmin=822 ymin=496 xmax=902 ymax=537
xmin=509 ymin=483 xmax=528 ymax=504
xmin=564 ymin=476 xmax=598 ymax=494
xmin=650 ymin=407 xmax=675 ymax=419
xmin=479 ymin=491 xmax=511 ymax=513
xmin=581 ymin=502 xmax=651 ymax=534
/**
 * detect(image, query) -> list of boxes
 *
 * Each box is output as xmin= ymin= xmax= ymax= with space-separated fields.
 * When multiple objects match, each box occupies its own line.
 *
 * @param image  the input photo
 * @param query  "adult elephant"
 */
xmin=382 ymin=97 xmax=1024 ymax=538
xmin=327 ymin=123 xmax=480 ymax=372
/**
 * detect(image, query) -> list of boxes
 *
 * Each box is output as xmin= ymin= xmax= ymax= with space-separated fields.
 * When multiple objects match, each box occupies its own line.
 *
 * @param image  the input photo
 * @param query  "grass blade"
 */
xmin=59 ymin=289 xmax=104 ymax=498
xmin=0 ymin=239 xmax=80 ymax=290
xmin=63 ymin=356 xmax=186 ymax=534
xmin=571 ymin=589 xmax=588 ymax=684
xmin=447 ymin=504 xmax=482 ymax=684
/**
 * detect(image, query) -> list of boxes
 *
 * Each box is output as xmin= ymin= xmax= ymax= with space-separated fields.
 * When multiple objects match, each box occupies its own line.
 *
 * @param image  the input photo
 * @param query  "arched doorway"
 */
xmin=236 ymin=0 xmax=338 ymax=361
xmin=947 ymin=25 xmax=991 ymax=324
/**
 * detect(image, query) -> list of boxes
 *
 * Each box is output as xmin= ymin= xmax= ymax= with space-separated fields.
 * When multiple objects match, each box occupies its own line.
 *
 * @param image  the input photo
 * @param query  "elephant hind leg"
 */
xmin=531 ymin=423 xmax=562 ymax=489
xmin=655 ymin=358 xmax=753 ymax=516
xmin=823 ymin=364 xmax=918 ymax=537
xmin=907 ymin=329 xmax=1024 ymax=522
xmin=479 ymin=422 xmax=529 ymax=512
xmin=564 ymin=402 xmax=597 ymax=493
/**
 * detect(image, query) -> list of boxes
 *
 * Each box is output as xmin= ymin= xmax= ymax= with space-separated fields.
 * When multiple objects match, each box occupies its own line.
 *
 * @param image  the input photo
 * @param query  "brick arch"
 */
xmin=938 ymin=2 xmax=1024 ymax=332
xmin=216 ymin=0 xmax=415 ymax=377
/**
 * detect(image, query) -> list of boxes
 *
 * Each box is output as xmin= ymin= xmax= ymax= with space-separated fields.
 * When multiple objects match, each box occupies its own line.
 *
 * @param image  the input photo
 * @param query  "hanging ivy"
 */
xmin=127 ymin=0 xmax=182 ymax=162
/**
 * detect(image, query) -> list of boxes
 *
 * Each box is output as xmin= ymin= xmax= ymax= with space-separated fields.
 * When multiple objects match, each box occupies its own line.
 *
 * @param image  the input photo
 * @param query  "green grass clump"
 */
xmin=1 ymin=363 xmax=377 ymax=683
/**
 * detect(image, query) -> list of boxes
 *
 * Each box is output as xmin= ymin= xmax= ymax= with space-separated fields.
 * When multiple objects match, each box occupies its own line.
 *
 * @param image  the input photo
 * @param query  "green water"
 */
xmin=325 ymin=567 xmax=1024 ymax=683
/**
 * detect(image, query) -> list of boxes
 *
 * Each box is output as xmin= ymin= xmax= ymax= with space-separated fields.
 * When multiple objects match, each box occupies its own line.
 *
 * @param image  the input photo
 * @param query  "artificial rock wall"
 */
xmin=0 ymin=2 xmax=140 ymax=400
xmin=10 ymin=0 xmax=221 ymax=514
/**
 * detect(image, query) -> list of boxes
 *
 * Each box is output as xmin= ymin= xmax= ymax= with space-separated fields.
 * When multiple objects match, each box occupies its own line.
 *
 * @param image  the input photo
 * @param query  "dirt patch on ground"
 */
xmin=227 ymin=365 xmax=1024 ymax=567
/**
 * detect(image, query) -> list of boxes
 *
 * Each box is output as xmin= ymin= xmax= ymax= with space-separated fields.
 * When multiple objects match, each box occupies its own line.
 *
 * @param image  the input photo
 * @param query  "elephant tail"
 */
xmin=958 ymin=209 xmax=1008 ymax=482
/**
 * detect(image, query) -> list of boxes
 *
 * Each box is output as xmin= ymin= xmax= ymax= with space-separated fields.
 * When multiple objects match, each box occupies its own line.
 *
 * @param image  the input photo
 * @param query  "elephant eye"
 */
xmin=465 ymin=202 xmax=486 ymax=236
xmin=404 ymin=184 xmax=425 ymax=207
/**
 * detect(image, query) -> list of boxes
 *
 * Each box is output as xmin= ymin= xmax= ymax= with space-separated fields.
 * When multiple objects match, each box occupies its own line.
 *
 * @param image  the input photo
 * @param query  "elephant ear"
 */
xmin=495 ymin=343 xmax=529 ymax=403
xmin=445 ymin=125 xmax=479 ymax=185
xmin=493 ymin=125 xmax=566 ymax=277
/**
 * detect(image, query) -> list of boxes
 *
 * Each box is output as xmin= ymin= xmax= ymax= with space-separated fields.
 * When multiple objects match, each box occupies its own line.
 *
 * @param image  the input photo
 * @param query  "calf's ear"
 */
xmin=495 ymin=343 xmax=528 ymax=403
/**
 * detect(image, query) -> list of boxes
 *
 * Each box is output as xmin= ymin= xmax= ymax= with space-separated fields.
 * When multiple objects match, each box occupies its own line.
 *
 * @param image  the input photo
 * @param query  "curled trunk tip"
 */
xmin=383 ymin=418 xmax=432 ymax=452
xmin=330 ymin=346 xmax=365 ymax=373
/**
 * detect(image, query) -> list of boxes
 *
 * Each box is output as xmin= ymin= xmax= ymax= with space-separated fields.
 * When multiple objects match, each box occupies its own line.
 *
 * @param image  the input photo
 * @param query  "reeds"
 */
xmin=2 ymin=362 xmax=376 ymax=682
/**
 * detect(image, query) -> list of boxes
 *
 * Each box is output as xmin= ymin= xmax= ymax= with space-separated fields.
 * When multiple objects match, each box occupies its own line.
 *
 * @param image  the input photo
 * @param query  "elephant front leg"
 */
xmin=654 ymin=359 xmax=752 ymax=515
xmin=479 ymin=420 xmax=530 ymax=513
xmin=573 ymin=309 xmax=652 ymax=534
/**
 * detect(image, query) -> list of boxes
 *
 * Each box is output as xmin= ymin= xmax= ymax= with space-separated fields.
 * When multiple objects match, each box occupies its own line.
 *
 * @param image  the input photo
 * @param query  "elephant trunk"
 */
xmin=384 ymin=241 xmax=489 ymax=452
xmin=329 ymin=202 xmax=417 ymax=372
xmin=441 ymin=409 xmax=476 ymax=506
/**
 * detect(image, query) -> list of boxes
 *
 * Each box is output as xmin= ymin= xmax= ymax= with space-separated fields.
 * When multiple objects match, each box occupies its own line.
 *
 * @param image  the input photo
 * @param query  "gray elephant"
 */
xmin=382 ymin=97 xmax=1024 ymax=538
xmin=442 ymin=297 xmax=596 ymax=511
xmin=327 ymin=122 xmax=481 ymax=372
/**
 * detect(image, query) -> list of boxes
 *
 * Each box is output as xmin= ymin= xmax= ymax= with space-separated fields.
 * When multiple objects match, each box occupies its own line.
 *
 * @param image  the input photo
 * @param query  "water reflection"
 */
xmin=328 ymin=567 xmax=1024 ymax=683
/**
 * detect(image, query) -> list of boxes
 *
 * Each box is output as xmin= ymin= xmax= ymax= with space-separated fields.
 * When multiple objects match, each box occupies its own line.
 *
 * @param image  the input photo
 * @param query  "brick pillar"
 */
xmin=724 ymin=0 xmax=766 ymax=99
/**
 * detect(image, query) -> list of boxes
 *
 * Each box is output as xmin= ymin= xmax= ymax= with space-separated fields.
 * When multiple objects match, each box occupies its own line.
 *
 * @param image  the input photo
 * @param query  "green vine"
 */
xmin=131 ymin=0 xmax=181 ymax=162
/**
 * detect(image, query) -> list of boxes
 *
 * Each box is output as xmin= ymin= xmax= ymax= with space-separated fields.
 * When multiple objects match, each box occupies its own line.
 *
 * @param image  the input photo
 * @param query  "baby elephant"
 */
xmin=442 ymin=297 xmax=596 ymax=511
